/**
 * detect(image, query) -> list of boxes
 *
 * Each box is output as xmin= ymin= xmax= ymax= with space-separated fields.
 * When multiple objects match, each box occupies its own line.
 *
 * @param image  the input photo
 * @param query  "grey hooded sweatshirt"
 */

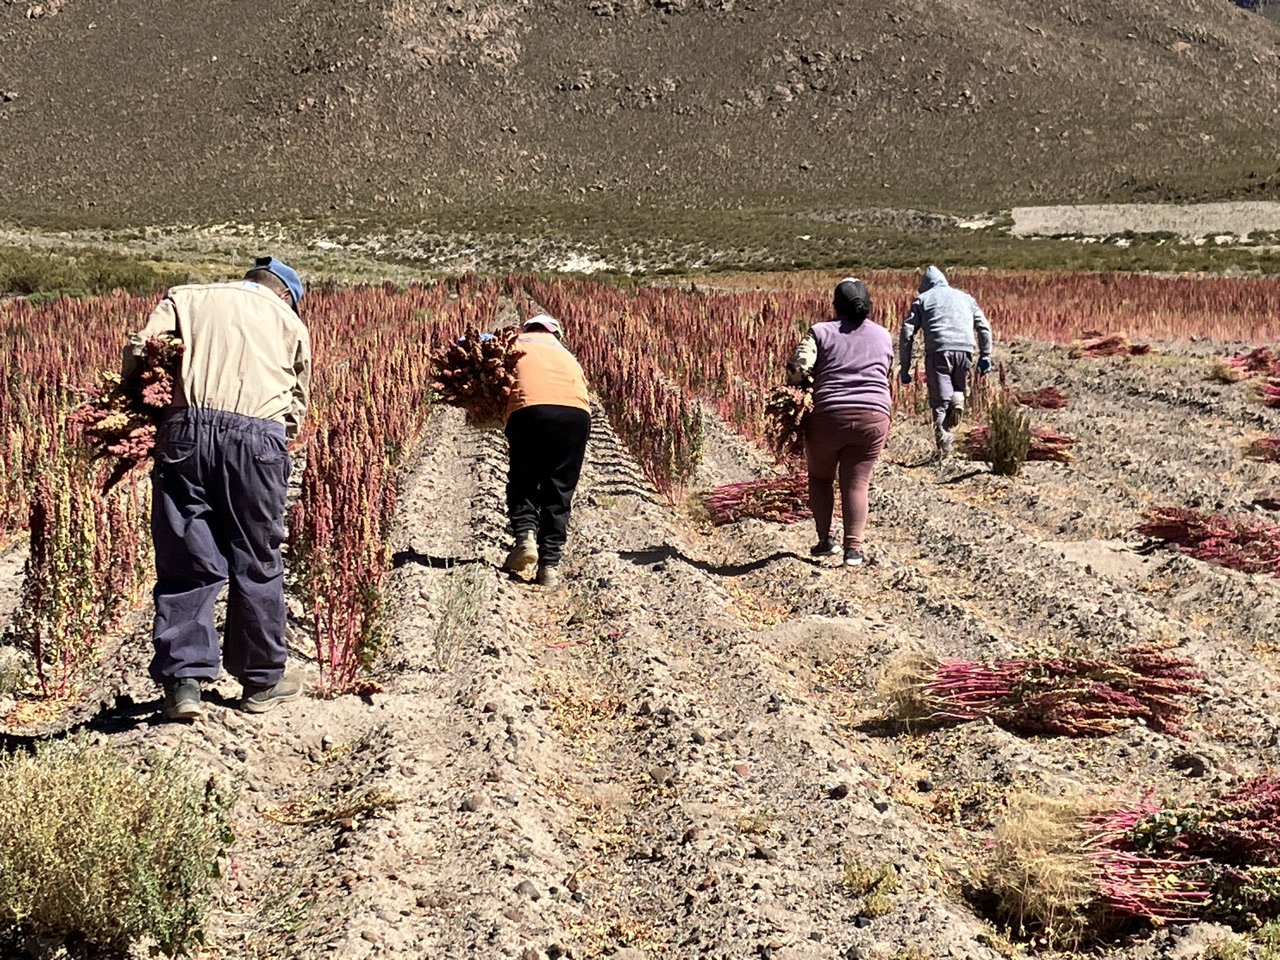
xmin=898 ymin=266 xmax=993 ymax=371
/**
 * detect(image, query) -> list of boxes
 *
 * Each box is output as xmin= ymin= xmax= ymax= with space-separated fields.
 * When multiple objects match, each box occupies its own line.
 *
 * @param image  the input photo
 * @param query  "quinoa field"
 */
xmin=1 ymin=270 xmax=1280 ymax=959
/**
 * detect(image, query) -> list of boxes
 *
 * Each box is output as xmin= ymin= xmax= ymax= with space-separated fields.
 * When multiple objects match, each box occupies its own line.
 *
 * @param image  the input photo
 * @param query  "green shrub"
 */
xmin=985 ymin=396 xmax=1032 ymax=477
xmin=0 ymin=246 xmax=187 ymax=297
xmin=0 ymin=736 xmax=233 ymax=956
xmin=842 ymin=855 xmax=901 ymax=918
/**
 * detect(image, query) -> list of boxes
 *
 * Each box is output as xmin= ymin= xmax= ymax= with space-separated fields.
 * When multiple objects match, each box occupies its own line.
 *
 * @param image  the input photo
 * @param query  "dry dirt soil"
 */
xmin=3 ymin=334 xmax=1280 ymax=959
xmin=2 ymin=0 xmax=1280 ymax=224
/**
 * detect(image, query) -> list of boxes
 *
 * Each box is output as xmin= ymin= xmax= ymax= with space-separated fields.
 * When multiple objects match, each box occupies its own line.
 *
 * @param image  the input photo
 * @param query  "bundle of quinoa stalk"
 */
xmin=1014 ymin=386 xmax=1071 ymax=410
xmin=1247 ymin=437 xmax=1280 ymax=463
xmin=69 ymin=334 xmax=185 ymax=491
xmin=430 ymin=325 xmax=525 ymax=426
xmin=703 ymin=472 xmax=813 ymax=526
xmin=1136 ymin=506 xmax=1280 ymax=576
xmin=988 ymin=774 xmax=1280 ymax=939
xmin=764 ymin=384 xmax=813 ymax=461
xmin=886 ymin=644 xmax=1203 ymax=738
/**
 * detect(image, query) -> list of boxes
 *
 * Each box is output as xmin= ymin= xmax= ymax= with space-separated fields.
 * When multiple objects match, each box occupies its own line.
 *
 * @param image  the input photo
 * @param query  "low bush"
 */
xmin=0 ymin=246 xmax=187 ymax=297
xmin=0 ymin=736 xmax=233 ymax=956
xmin=982 ymin=396 xmax=1032 ymax=476
xmin=841 ymin=856 xmax=901 ymax=918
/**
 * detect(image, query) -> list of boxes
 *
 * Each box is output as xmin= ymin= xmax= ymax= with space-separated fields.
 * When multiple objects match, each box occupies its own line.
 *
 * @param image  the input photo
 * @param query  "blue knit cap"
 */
xmin=251 ymin=256 xmax=304 ymax=312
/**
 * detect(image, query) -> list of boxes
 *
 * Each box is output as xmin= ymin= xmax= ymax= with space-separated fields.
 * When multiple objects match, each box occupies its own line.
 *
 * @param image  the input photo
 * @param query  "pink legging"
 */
xmin=804 ymin=409 xmax=890 ymax=550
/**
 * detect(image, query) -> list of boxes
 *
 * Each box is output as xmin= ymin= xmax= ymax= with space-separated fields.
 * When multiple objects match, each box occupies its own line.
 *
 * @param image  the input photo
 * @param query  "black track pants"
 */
xmin=504 ymin=405 xmax=591 ymax=566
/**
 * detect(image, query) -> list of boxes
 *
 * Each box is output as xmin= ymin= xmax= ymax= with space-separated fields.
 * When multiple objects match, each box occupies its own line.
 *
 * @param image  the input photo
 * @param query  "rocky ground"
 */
xmin=2 ymin=337 xmax=1280 ymax=959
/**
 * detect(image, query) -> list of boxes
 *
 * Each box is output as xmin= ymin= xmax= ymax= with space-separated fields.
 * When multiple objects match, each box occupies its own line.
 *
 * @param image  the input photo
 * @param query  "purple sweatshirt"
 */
xmin=809 ymin=318 xmax=894 ymax=416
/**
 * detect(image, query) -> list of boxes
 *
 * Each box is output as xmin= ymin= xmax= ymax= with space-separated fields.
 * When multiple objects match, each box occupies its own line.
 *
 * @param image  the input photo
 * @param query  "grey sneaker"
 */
xmin=938 ymin=430 xmax=955 ymax=459
xmin=502 ymin=531 xmax=538 ymax=574
xmin=240 ymin=670 xmax=304 ymax=714
xmin=843 ymin=549 xmax=864 ymax=568
xmin=810 ymin=538 xmax=839 ymax=557
xmin=162 ymin=678 xmax=202 ymax=722
xmin=535 ymin=563 xmax=561 ymax=590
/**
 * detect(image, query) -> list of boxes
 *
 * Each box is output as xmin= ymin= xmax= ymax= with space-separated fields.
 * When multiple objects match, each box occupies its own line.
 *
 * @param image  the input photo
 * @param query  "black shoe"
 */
xmin=535 ymin=563 xmax=561 ymax=590
xmin=810 ymin=539 xmax=839 ymax=557
xmin=240 ymin=669 xmax=304 ymax=714
xmin=162 ymin=678 xmax=202 ymax=721
xmin=843 ymin=549 xmax=864 ymax=568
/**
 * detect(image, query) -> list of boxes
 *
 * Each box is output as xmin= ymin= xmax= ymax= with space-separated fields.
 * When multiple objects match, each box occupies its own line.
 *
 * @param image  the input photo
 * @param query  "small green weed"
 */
xmin=737 ymin=808 xmax=774 ymax=836
xmin=0 ymin=647 xmax=27 ymax=696
xmin=842 ymin=855 xmax=901 ymax=918
xmin=428 ymin=564 xmax=490 ymax=671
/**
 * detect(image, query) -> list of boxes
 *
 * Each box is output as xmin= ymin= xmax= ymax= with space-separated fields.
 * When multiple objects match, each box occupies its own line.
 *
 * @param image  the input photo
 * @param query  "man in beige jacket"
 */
xmin=126 ymin=257 xmax=311 ymax=721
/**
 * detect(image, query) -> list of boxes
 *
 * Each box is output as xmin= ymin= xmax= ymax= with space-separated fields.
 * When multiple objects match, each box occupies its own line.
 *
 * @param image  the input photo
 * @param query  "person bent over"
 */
xmin=787 ymin=278 xmax=894 ymax=567
xmin=501 ymin=315 xmax=592 ymax=590
xmin=898 ymin=266 xmax=993 ymax=457
xmin=126 ymin=257 xmax=311 ymax=721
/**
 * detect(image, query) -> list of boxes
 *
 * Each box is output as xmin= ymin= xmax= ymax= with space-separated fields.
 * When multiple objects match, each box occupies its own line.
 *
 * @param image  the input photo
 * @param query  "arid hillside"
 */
xmin=1 ymin=0 xmax=1279 ymax=225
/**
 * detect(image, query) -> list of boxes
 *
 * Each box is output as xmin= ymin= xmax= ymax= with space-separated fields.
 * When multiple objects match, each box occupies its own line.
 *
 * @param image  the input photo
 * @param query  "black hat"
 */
xmin=834 ymin=277 xmax=871 ymax=322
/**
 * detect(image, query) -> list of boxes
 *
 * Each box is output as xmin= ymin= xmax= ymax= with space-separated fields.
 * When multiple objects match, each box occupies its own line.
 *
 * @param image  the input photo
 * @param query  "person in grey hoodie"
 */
xmin=898 ymin=266 xmax=993 ymax=457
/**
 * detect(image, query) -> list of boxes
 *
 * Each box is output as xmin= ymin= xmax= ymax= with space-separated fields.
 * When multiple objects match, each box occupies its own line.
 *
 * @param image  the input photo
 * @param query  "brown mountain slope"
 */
xmin=1 ymin=0 xmax=1279 ymax=225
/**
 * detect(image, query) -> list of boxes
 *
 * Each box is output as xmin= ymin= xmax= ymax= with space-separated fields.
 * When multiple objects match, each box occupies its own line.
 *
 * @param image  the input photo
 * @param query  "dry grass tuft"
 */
xmin=263 ymin=787 xmax=401 ymax=826
xmin=878 ymin=651 xmax=942 ymax=721
xmin=428 ymin=564 xmax=490 ymax=671
xmin=980 ymin=793 xmax=1101 ymax=946
xmin=984 ymin=396 xmax=1033 ymax=477
xmin=737 ymin=808 xmax=774 ymax=836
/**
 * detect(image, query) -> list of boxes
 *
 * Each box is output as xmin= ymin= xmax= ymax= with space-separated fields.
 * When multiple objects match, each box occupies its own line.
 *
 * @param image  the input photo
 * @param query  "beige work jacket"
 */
xmin=125 ymin=281 xmax=311 ymax=439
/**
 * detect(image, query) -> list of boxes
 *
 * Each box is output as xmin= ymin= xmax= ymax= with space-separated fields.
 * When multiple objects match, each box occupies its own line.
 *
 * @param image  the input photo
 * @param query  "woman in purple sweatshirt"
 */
xmin=786 ymin=278 xmax=894 ymax=567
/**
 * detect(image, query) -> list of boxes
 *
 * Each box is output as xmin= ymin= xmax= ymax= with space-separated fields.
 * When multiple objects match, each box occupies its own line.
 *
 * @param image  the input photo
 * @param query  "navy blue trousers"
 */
xmin=149 ymin=408 xmax=291 ymax=687
xmin=505 ymin=405 xmax=591 ymax=566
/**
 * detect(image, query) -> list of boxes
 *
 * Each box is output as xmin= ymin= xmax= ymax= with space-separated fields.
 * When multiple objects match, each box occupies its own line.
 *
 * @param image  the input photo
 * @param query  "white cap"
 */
xmin=524 ymin=314 xmax=562 ymax=335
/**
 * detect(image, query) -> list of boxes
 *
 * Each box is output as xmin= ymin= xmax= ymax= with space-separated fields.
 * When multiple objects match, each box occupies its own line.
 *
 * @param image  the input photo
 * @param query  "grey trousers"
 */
xmin=149 ymin=408 xmax=291 ymax=687
xmin=925 ymin=350 xmax=972 ymax=444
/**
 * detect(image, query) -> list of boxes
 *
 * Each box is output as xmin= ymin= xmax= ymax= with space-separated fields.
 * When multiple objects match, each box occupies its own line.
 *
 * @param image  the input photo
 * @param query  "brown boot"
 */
xmin=502 ymin=531 xmax=538 ymax=574
xmin=535 ymin=563 xmax=561 ymax=590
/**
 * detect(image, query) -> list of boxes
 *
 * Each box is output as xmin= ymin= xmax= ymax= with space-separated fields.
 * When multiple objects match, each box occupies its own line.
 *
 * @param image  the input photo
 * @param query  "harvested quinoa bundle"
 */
xmin=1211 ymin=346 xmax=1278 ymax=383
xmin=1247 ymin=437 xmax=1280 ymax=463
xmin=1014 ymin=386 xmax=1071 ymax=410
xmin=1247 ymin=377 xmax=1280 ymax=409
xmin=1069 ymin=333 xmax=1151 ymax=358
xmin=702 ymin=472 xmax=813 ymax=526
xmin=985 ymin=774 xmax=1280 ymax=941
xmin=884 ymin=644 xmax=1203 ymax=738
xmin=1135 ymin=506 xmax=1280 ymax=576
xmin=429 ymin=325 xmax=525 ymax=426
xmin=69 ymin=334 xmax=184 ymax=490
xmin=764 ymin=385 xmax=813 ymax=462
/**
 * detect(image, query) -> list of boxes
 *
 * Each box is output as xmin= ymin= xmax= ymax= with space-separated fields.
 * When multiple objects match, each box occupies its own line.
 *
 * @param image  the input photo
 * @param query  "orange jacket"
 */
xmin=503 ymin=331 xmax=590 ymax=423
